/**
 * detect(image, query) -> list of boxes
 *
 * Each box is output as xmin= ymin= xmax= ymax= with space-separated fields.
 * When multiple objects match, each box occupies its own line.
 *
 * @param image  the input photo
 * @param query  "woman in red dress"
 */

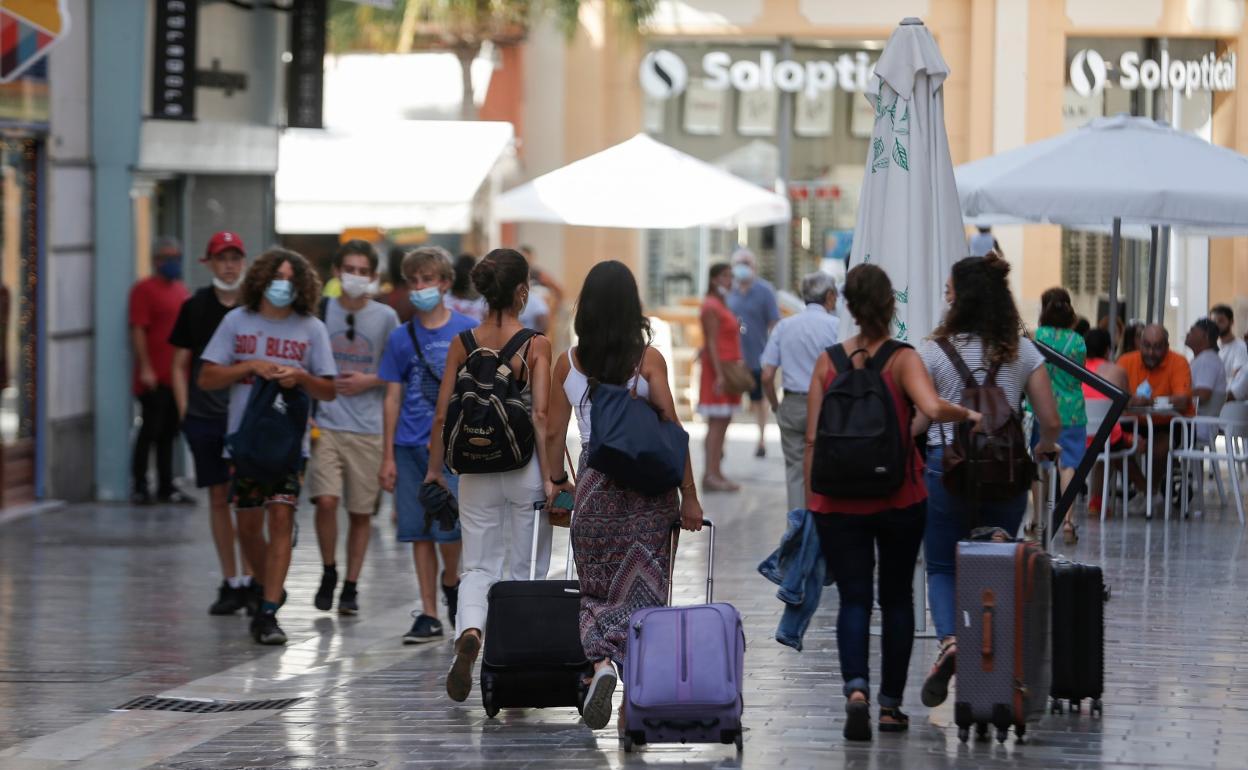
xmin=699 ymin=263 xmax=742 ymax=492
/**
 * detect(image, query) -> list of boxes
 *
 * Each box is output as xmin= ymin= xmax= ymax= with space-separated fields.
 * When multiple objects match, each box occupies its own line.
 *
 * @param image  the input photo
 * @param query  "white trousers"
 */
xmin=456 ymin=456 xmax=552 ymax=637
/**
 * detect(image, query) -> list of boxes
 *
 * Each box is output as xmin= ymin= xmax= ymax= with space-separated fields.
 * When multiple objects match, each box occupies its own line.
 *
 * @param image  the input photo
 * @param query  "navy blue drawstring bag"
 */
xmin=225 ymin=379 xmax=310 ymax=482
xmin=586 ymin=382 xmax=688 ymax=496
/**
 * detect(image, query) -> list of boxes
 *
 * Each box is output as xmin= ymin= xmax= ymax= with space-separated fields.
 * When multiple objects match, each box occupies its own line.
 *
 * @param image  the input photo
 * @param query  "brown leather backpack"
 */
xmin=936 ymin=338 xmax=1035 ymax=503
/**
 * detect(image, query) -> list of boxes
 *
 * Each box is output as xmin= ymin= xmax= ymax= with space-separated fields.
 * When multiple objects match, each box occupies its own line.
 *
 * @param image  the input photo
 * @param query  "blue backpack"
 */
xmin=225 ymin=379 xmax=310 ymax=481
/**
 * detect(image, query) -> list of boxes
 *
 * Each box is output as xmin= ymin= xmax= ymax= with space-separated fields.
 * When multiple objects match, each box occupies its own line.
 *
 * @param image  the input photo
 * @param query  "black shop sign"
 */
xmin=287 ymin=0 xmax=327 ymax=129
xmin=152 ymin=0 xmax=198 ymax=120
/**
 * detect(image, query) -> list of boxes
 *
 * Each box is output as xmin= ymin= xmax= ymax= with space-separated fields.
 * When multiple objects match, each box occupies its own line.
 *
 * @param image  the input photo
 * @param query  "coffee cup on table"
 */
xmin=1154 ymin=396 xmax=1172 ymax=409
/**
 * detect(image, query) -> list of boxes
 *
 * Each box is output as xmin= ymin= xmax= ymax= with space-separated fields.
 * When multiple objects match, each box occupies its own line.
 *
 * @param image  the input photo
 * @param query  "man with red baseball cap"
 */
xmin=170 ymin=231 xmax=254 ymax=615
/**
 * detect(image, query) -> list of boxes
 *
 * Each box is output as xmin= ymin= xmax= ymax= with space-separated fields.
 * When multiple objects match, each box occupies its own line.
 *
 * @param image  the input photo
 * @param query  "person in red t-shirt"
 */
xmin=130 ymin=236 xmax=192 ymax=504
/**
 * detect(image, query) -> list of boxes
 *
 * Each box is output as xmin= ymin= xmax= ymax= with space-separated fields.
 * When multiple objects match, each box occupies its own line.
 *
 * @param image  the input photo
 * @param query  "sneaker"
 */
xmin=314 ymin=570 xmax=337 ymax=612
xmin=403 ymin=612 xmax=443 ymax=644
xmin=442 ymin=583 xmax=459 ymax=630
xmin=157 ymin=489 xmax=196 ymax=505
xmin=339 ymin=585 xmax=359 ymax=616
xmin=920 ymin=640 xmax=957 ymax=708
xmin=208 ymin=581 xmax=246 ymax=615
xmin=446 ymin=631 xmax=481 ymax=702
xmin=250 ymin=611 xmax=287 ymax=645
xmin=131 ymin=489 xmax=154 ymax=506
xmin=247 ymin=584 xmax=288 ymax=617
xmin=582 ymin=664 xmax=619 ymax=730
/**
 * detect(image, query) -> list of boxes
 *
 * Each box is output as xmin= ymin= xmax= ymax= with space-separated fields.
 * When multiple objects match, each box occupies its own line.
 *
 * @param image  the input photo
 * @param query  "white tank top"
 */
xmin=563 ymin=348 xmax=650 ymax=445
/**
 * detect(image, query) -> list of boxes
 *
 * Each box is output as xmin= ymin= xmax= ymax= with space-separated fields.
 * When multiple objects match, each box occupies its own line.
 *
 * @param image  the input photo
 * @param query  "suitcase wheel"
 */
xmin=482 ymin=690 xmax=500 ymax=719
xmin=735 ymin=733 xmax=743 ymax=752
xmin=957 ymin=726 xmax=970 ymax=743
xmin=1092 ymin=699 xmax=1103 ymax=717
xmin=1071 ymin=699 xmax=1082 ymax=715
xmin=621 ymin=735 xmax=633 ymax=753
xmin=1014 ymin=724 xmax=1026 ymax=744
xmin=975 ymin=723 xmax=990 ymax=741
xmin=1050 ymin=698 xmax=1064 ymax=715
xmin=996 ymin=727 xmax=1009 ymax=744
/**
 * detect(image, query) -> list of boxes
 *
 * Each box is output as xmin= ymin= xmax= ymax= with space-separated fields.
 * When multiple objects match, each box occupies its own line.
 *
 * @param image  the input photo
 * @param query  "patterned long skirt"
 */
xmin=571 ymin=465 xmax=680 ymax=666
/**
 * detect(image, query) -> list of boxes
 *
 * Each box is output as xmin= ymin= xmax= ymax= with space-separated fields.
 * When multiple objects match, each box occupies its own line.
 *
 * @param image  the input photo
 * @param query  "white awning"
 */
xmin=276 ymin=120 xmax=514 ymax=235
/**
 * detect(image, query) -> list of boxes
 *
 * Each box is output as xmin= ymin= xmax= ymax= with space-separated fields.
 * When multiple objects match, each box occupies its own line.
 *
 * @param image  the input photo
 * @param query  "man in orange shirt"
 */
xmin=1118 ymin=324 xmax=1192 ymax=495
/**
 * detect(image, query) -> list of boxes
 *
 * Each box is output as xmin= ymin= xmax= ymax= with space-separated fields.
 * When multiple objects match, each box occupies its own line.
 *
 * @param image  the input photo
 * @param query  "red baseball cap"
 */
xmin=205 ymin=231 xmax=246 ymax=259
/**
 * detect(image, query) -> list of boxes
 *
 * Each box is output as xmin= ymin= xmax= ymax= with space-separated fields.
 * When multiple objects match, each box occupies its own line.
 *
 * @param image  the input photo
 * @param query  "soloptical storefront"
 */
xmin=533 ymin=0 xmax=1248 ymax=340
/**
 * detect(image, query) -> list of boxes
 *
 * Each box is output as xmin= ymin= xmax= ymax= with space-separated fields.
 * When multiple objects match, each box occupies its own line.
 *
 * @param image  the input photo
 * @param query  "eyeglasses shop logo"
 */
xmin=1069 ymin=48 xmax=1237 ymax=98
xmin=640 ymin=49 xmax=876 ymax=100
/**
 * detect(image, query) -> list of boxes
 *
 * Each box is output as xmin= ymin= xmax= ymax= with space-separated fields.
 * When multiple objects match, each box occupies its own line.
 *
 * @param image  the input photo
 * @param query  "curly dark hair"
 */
xmin=843 ymin=263 xmax=895 ymax=340
xmin=575 ymin=260 xmax=653 ymax=386
xmin=932 ymin=253 xmax=1023 ymax=365
xmin=472 ymin=248 xmax=529 ymax=315
xmin=1039 ymin=286 xmax=1076 ymax=329
xmin=241 ymin=247 xmax=322 ymax=316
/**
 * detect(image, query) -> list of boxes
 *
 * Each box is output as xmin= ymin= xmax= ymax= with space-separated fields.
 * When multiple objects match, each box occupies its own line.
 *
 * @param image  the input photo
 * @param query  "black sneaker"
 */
xmin=209 ymin=581 xmax=246 ymax=615
xmin=314 ymin=569 xmax=337 ymax=612
xmin=442 ymin=583 xmax=459 ymax=630
xmin=247 ymin=584 xmax=288 ymax=616
xmin=403 ymin=612 xmax=443 ymax=644
xmin=250 ymin=611 xmax=287 ymax=645
xmin=339 ymin=584 xmax=359 ymax=616
xmin=131 ymin=489 xmax=154 ymax=506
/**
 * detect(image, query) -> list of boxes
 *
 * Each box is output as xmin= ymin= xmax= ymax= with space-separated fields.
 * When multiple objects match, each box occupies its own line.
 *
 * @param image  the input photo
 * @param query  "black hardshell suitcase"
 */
xmin=479 ymin=504 xmax=591 ymax=717
xmin=1049 ymin=560 xmax=1107 ymax=715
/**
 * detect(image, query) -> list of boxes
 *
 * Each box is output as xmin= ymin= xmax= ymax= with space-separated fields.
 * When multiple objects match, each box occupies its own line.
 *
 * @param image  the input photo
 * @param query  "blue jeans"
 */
xmin=924 ymin=447 xmax=1028 ymax=640
xmin=814 ymin=504 xmax=925 ymax=707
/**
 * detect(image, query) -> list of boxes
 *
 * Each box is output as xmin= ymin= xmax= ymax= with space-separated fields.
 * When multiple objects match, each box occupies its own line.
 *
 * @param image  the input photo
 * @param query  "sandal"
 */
xmin=1062 ymin=517 xmax=1079 ymax=546
xmin=878 ymin=706 xmax=909 ymax=733
xmin=702 ymin=476 xmax=741 ymax=493
xmin=921 ymin=638 xmax=957 ymax=707
xmin=843 ymin=692 xmax=871 ymax=742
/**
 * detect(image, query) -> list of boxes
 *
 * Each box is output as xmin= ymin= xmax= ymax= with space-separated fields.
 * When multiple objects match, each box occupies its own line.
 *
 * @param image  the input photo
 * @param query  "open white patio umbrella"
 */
xmin=495 ymin=133 xmax=790 ymax=229
xmin=848 ymin=17 xmax=966 ymax=344
xmin=956 ymin=114 xmax=1248 ymax=331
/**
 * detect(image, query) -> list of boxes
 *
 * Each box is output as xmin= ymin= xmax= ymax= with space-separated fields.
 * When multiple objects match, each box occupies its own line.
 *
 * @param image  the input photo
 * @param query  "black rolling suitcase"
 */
xmin=1049 ymin=560 xmax=1108 ymax=715
xmin=479 ymin=503 xmax=591 ymax=718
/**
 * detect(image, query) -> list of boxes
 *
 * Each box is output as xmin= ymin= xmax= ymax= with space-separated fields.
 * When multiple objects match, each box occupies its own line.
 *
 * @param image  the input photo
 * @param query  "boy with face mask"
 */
xmin=130 ymin=236 xmax=192 ymax=505
xmin=378 ymin=246 xmax=478 ymax=644
xmin=170 ymin=231 xmax=252 ymax=614
xmin=308 ymin=240 xmax=399 ymax=616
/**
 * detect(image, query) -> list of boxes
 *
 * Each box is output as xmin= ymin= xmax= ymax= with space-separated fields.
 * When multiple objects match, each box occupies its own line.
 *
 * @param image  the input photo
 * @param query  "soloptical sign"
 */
xmin=1069 ymin=48 xmax=1236 ymax=99
xmin=641 ymin=48 xmax=877 ymax=101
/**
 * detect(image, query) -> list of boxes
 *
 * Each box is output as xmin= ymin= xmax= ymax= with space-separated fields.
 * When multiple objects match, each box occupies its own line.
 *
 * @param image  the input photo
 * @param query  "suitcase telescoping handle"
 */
xmin=666 ymin=519 xmax=715 ymax=606
xmin=530 ymin=502 xmax=574 ymax=581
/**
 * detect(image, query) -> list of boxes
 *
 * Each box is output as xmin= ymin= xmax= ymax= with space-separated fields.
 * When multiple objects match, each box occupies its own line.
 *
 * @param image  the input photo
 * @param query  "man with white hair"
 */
xmin=727 ymin=247 xmax=781 ymax=458
xmin=760 ymin=271 xmax=840 ymax=510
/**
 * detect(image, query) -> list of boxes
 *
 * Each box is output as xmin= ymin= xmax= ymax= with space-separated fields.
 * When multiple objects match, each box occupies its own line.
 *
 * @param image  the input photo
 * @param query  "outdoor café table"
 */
xmin=1125 ymin=404 xmax=1180 ymax=519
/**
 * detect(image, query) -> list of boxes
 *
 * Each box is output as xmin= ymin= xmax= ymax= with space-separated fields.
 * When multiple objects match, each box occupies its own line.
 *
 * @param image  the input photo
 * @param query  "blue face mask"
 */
xmin=732 ymin=263 xmax=753 ymax=282
xmin=265 ymin=279 xmax=294 ymax=308
xmin=410 ymin=287 xmax=442 ymax=312
xmin=156 ymin=259 xmax=182 ymax=281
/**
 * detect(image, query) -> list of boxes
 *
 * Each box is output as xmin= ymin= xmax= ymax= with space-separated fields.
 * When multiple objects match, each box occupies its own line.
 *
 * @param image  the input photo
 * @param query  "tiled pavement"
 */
xmin=3 ymin=424 xmax=1248 ymax=768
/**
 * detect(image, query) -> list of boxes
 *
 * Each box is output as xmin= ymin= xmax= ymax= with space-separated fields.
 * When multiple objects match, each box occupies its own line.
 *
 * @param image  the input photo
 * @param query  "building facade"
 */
xmin=517 ymin=0 xmax=1248 ymax=337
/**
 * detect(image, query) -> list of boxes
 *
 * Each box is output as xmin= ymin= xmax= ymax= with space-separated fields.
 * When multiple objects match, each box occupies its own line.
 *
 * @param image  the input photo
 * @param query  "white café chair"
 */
xmin=1085 ymin=399 xmax=1139 ymax=523
xmin=1165 ymin=401 xmax=1248 ymax=524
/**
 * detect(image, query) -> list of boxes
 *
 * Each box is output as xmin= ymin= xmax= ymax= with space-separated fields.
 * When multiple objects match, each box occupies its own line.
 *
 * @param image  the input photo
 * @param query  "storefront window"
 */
xmin=0 ymin=138 xmax=40 ymax=444
xmin=642 ymin=40 xmax=881 ymax=306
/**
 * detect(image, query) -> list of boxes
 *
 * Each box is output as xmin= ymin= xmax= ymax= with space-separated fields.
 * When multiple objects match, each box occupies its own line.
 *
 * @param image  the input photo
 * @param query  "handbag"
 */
xmin=719 ymin=360 xmax=757 ymax=396
xmin=586 ymin=374 xmax=689 ymax=497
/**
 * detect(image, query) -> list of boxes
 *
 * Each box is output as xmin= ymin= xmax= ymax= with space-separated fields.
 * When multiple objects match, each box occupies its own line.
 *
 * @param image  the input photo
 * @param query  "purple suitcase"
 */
xmin=622 ymin=520 xmax=745 ymax=753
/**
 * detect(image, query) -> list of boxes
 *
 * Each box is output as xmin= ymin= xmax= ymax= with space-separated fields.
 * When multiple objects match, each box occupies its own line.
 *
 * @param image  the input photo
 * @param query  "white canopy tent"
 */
xmin=955 ymin=114 xmax=1248 ymax=331
xmin=276 ymin=120 xmax=514 ymax=235
xmin=495 ymin=133 xmax=791 ymax=229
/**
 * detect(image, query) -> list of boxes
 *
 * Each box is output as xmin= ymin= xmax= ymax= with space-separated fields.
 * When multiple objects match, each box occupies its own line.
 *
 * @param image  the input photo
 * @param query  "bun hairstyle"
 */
xmin=1039 ymin=286 xmax=1076 ymax=329
xmin=843 ymin=263 xmax=895 ymax=340
xmin=472 ymin=248 xmax=530 ymax=314
xmin=933 ymin=252 xmax=1024 ymax=365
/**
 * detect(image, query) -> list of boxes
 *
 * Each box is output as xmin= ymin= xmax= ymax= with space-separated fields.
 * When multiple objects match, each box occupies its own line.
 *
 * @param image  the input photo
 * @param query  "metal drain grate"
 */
xmin=113 ymin=695 xmax=304 ymax=713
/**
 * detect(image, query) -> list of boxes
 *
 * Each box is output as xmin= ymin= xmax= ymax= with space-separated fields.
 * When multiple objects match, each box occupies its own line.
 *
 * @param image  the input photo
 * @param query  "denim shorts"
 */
xmin=1031 ymin=423 xmax=1088 ymax=470
xmin=394 ymin=444 xmax=461 ymax=543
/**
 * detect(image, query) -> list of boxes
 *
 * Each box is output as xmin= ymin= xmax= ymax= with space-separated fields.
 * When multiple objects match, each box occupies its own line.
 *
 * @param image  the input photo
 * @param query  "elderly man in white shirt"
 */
xmin=760 ymin=272 xmax=841 ymax=511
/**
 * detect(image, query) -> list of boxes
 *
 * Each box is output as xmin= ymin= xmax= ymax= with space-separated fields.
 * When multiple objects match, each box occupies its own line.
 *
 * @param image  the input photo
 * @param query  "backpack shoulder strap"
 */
xmin=458 ymin=330 xmax=478 ymax=357
xmin=868 ymin=340 xmax=912 ymax=371
xmin=827 ymin=344 xmax=853 ymax=376
xmin=935 ymin=337 xmax=977 ymax=387
xmin=499 ymin=328 xmax=539 ymax=365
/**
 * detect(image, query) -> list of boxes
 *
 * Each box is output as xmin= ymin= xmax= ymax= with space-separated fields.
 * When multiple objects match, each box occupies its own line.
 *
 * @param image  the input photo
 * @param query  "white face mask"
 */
xmin=340 ymin=273 xmax=372 ymax=299
xmin=212 ymin=275 xmax=243 ymax=292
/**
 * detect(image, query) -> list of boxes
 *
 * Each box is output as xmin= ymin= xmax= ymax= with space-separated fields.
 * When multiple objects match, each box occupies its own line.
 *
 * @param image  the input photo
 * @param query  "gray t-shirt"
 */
xmin=920 ymin=334 xmax=1045 ymax=446
xmin=201 ymin=307 xmax=337 ymax=454
xmin=315 ymin=299 xmax=399 ymax=435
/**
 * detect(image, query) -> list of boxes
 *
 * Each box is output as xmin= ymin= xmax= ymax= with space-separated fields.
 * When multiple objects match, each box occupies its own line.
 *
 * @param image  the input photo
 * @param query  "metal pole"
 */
xmin=775 ymin=36 xmax=794 ymax=292
xmin=1157 ymin=225 xmax=1171 ymax=327
xmin=1146 ymin=225 xmax=1159 ymax=323
xmin=1108 ymin=217 xmax=1122 ymax=358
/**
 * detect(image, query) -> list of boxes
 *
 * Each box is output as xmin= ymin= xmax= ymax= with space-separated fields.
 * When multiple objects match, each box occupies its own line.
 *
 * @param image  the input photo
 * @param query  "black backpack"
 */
xmin=225 ymin=379 xmax=310 ymax=482
xmin=443 ymin=329 xmax=539 ymax=475
xmin=810 ymin=341 xmax=911 ymax=498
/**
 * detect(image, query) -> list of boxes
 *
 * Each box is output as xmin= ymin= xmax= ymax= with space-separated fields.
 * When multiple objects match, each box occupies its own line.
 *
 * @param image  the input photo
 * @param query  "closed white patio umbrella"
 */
xmin=849 ymin=18 xmax=966 ymax=344
xmin=496 ymin=133 xmax=790 ymax=229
